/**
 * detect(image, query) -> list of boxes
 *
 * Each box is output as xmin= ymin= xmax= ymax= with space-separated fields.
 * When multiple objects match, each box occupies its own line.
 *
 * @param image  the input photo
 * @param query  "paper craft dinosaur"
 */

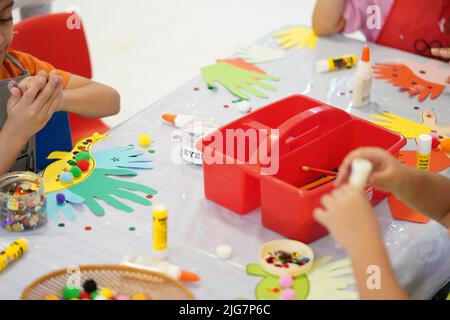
xmin=373 ymin=58 xmax=449 ymax=101
xmin=43 ymin=133 xmax=157 ymax=222
xmin=247 ymin=257 xmax=358 ymax=300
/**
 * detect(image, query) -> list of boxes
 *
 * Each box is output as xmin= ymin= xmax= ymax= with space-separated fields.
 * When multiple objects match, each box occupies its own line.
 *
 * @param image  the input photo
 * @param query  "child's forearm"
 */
xmin=0 ymin=126 xmax=30 ymax=175
xmin=312 ymin=0 xmax=347 ymax=35
xmin=396 ymin=167 xmax=450 ymax=228
xmin=349 ymin=236 xmax=409 ymax=300
xmin=61 ymin=82 xmax=120 ymax=118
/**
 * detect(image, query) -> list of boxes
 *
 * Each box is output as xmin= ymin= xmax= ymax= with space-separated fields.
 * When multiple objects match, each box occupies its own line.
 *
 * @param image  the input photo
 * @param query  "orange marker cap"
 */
xmin=361 ymin=45 xmax=370 ymax=62
xmin=162 ymin=114 xmax=177 ymax=125
xmin=180 ymin=270 xmax=200 ymax=282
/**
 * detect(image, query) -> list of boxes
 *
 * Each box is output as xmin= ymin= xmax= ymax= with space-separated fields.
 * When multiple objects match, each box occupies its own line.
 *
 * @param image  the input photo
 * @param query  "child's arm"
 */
xmin=0 ymin=72 xmax=63 ymax=175
xmin=61 ymin=74 xmax=120 ymax=118
xmin=337 ymin=148 xmax=450 ymax=228
xmin=312 ymin=0 xmax=347 ymax=35
xmin=18 ymin=73 xmax=120 ymax=119
xmin=313 ymin=185 xmax=409 ymax=299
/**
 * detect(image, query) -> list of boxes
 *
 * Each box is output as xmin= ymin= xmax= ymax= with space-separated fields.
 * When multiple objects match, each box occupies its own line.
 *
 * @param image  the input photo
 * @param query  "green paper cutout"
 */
xmin=246 ymin=263 xmax=309 ymax=300
xmin=201 ymin=62 xmax=279 ymax=100
xmin=69 ymin=168 xmax=157 ymax=216
xmin=246 ymin=257 xmax=358 ymax=300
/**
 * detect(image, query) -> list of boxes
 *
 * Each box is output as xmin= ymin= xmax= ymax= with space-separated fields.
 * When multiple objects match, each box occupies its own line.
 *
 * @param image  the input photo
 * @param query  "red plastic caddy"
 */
xmin=201 ymin=95 xmax=406 ymax=243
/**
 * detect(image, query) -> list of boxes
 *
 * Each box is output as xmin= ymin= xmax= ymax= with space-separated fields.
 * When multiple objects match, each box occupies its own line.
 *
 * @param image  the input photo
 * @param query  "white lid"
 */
xmin=315 ymin=59 xmax=330 ymax=73
xmin=349 ymin=159 xmax=373 ymax=190
xmin=166 ymin=265 xmax=181 ymax=279
xmin=418 ymin=134 xmax=432 ymax=154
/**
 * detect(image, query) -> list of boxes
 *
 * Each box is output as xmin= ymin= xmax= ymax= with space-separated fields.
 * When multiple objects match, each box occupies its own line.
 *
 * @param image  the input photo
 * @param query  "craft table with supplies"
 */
xmin=1 ymin=26 xmax=449 ymax=300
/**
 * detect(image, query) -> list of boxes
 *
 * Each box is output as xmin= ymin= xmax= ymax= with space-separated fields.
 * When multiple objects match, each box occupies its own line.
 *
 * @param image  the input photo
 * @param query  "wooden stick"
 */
xmin=301 ymin=166 xmax=338 ymax=176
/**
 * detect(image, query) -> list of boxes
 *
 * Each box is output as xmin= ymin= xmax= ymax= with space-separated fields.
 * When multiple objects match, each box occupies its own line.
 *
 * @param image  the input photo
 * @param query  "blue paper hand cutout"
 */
xmin=93 ymin=145 xmax=153 ymax=170
xmin=47 ymin=190 xmax=85 ymax=222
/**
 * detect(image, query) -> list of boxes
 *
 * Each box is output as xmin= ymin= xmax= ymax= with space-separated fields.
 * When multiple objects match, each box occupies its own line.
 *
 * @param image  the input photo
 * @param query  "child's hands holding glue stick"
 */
xmin=335 ymin=147 xmax=408 ymax=194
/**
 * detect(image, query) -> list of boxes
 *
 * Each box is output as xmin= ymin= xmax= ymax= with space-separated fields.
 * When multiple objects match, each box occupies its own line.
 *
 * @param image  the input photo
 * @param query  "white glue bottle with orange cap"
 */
xmin=352 ymin=45 xmax=373 ymax=108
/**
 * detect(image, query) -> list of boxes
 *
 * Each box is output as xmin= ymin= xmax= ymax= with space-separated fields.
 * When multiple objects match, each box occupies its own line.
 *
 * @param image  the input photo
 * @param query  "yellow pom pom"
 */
xmin=100 ymin=288 xmax=114 ymax=299
xmin=441 ymin=138 xmax=450 ymax=153
xmin=132 ymin=293 xmax=147 ymax=300
xmin=138 ymin=134 xmax=152 ymax=147
xmin=45 ymin=295 xmax=60 ymax=300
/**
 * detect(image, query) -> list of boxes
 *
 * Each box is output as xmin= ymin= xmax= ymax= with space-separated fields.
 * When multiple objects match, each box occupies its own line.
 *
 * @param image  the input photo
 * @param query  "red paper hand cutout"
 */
xmin=373 ymin=63 xmax=445 ymax=101
xmin=389 ymin=149 xmax=450 ymax=223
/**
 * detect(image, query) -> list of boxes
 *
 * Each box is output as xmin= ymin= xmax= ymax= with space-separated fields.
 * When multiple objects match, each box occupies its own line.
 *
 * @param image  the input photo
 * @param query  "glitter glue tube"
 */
xmin=315 ymin=55 xmax=358 ymax=73
xmin=416 ymin=134 xmax=432 ymax=171
xmin=0 ymin=238 xmax=28 ymax=272
xmin=152 ymin=204 xmax=168 ymax=260
xmin=349 ymin=159 xmax=373 ymax=190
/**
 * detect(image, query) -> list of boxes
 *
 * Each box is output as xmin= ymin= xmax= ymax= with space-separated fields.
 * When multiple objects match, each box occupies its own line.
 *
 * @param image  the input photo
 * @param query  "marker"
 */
xmin=152 ymin=204 xmax=168 ymax=260
xmin=349 ymin=159 xmax=373 ymax=190
xmin=316 ymin=55 xmax=358 ymax=73
xmin=416 ymin=134 xmax=432 ymax=171
xmin=0 ymin=238 xmax=28 ymax=272
xmin=352 ymin=45 xmax=373 ymax=108
xmin=121 ymin=256 xmax=200 ymax=282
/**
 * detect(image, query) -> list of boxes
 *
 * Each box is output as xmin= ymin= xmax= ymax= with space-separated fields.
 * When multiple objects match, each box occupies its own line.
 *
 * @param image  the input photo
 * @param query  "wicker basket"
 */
xmin=21 ymin=265 xmax=194 ymax=300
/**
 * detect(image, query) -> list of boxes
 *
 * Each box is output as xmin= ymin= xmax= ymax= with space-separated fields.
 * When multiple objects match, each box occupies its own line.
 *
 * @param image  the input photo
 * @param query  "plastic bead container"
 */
xmin=0 ymin=172 xmax=47 ymax=232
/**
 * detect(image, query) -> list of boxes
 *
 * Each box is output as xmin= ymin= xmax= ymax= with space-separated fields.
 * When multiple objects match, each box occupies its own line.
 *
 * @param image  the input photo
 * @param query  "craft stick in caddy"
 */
xmin=352 ymin=45 xmax=373 ymax=108
xmin=121 ymin=256 xmax=199 ymax=282
xmin=301 ymin=166 xmax=338 ymax=177
xmin=0 ymin=238 xmax=28 ymax=272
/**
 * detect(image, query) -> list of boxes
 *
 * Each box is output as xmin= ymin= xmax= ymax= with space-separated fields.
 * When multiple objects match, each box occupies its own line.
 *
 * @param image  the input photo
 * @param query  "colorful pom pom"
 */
xmin=279 ymin=274 xmax=294 ymax=289
xmin=132 ymin=293 xmax=147 ymax=300
xmin=279 ymin=288 xmax=296 ymax=300
xmin=60 ymin=171 xmax=74 ymax=183
xmin=76 ymin=159 xmax=90 ymax=172
xmin=56 ymin=193 xmax=66 ymax=205
xmin=83 ymin=279 xmax=97 ymax=293
xmin=74 ymin=152 xmax=91 ymax=162
xmin=100 ymin=288 xmax=114 ymax=299
xmin=441 ymin=138 xmax=450 ymax=153
xmin=62 ymin=286 xmax=81 ymax=300
xmin=138 ymin=134 xmax=152 ymax=147
xmin=70 ymin=166 xmax=82 ymax=178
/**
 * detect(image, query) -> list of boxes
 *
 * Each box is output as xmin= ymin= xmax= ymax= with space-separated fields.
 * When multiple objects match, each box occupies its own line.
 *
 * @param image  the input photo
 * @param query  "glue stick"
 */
xmin=352 ymin=45 xmax=373 ymax=108
xmin=0 ymin=238 xmax=28 ymax=272
xmin=316 ymin=55 xmax=358 ymax=73
xmin=416 ymin=134 xmax=432 ymax=171
xmin=152 ymin=204 xmax=168 ymax=260
xmin=349 ymin=159 xmax=373 ymax=190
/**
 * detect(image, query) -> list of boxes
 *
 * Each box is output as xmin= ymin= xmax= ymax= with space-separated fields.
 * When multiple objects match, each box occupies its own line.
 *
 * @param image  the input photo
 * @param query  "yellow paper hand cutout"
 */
xmin=273 ymin=26 xmax=318 ymax=50
xmin=371 ymin=111 xmax=432 ymax=139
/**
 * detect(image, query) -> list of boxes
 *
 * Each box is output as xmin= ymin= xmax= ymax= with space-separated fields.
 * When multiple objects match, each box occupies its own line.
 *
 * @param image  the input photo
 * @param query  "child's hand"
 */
xmin=4 ymin=72 xmax=63 ymax=142
xmin=431 ymin=48 xmax=450 ymax=83
xmin=313 ymin=185 xmax=380 ymax=252
xmin=336 ymin=147 xmax=408 ymax=194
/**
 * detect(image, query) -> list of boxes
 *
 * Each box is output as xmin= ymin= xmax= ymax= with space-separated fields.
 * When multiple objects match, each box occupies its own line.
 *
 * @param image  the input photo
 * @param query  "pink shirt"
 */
xmin=343 ymin=0 xmax=394 ymax=42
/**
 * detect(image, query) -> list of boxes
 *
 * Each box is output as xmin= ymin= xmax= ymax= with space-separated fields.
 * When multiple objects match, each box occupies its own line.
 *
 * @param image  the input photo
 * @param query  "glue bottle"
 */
xmin=416 ymin=134 xmax=432 ymax=171
xmin=352 ymin=45 xmax=373 ymax=108
xmin=152 ymin=204 xmax=168 ymax=260
xmin=0 ymin=238 xmax=28 ymax=272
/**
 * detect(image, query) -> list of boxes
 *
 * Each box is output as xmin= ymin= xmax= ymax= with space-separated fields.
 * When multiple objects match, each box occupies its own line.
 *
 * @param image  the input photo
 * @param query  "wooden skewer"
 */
xmin=301 ymin=166 xmax=338 ymax=176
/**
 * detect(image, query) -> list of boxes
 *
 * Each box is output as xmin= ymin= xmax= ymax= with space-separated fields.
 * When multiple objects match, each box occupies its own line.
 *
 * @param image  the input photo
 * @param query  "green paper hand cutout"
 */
xmin=247 ymin=257 xmax=358 ymax=300
xmin=247 ymin=264 xmax=309 ymax=300
xmin=201 ymin=62 xmax=279 ymax=100
xmin=69 ymin=168 xmax=157 ymax=216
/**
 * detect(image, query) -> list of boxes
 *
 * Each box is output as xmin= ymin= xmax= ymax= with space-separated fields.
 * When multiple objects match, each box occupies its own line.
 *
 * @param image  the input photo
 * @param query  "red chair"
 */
xmin=11 ymin=12 xmax=110 ymax=144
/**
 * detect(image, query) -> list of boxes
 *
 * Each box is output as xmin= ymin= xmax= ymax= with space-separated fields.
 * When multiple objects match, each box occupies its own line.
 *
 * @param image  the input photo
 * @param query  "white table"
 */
xmin=1 ymin=27 xmax=449 ymax=300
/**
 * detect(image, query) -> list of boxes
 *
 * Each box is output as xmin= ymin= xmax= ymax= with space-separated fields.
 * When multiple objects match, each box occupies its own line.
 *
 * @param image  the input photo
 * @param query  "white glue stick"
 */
xmin=349 ymin=159 xmax=373 ymax=190
xmin=416 ymin=134 xmax=432 ymax=171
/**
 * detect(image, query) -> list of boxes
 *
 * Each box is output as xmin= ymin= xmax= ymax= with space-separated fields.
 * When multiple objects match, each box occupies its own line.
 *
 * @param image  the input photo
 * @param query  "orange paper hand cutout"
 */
xmin=389 ymin=149 xmax=450 ymax=224
xmin=373 ymin=63 xmax=445 ymax=101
